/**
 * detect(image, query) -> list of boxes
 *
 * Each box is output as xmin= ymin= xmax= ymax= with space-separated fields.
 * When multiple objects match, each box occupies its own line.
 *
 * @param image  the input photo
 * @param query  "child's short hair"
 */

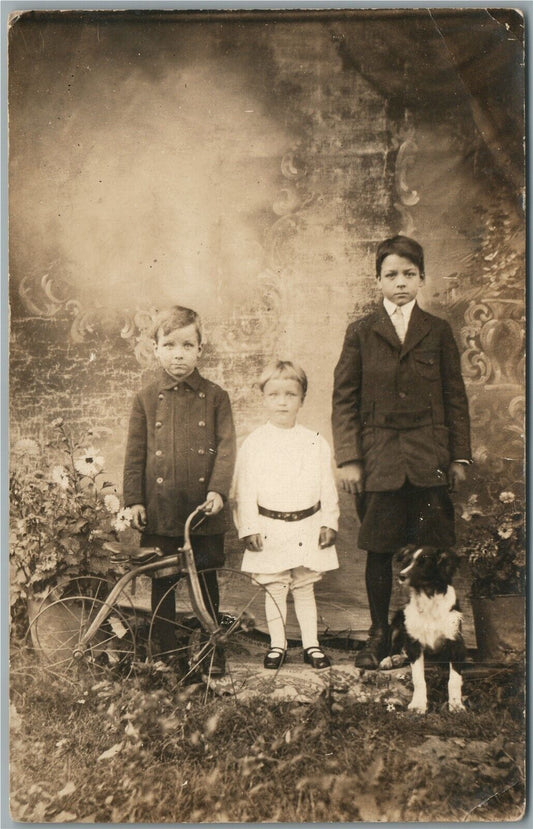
xmin=259 ymin=360 xmax=308 ymax=397
xmin=376 ymin=235 xmax=425 ymax=278
xmin=151 ymin=305 xmax=203 ymax=344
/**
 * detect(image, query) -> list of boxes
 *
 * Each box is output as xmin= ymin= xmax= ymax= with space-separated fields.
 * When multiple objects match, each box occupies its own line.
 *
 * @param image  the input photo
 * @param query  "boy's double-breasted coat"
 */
xmin=332 ymin=302 xmax=471 ymax=491
xmin=123 ymin=368 xmax=236 ymax=536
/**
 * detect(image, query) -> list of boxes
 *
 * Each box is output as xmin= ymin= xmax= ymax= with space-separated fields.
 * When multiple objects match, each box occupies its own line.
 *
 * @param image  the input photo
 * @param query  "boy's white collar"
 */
xmin=383 ymin=297 xmax=417 ymax=322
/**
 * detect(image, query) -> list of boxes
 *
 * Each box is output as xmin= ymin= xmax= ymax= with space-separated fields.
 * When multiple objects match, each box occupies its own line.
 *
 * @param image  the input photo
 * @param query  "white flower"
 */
xmin=74 ymin=447 xmax=104 ymax=477
xmin=12 ymin=438 xmax=40 ymax=456
xmin=104 ymin=494 xmax=121 ymax=514
xmin=51 ymin=417 xmax=64 ymax=428
xmin=461 ymin=500 xmax=483 ymax=521
xmin=499 ymin=491 xmax=515 ymax=504
xmin=498 ymin=526 xmax=513 ymax=539
xmin=386 ymin=703 xmax=396 ymax=712
xmin=113 ymin=508 xmax=133 ymax=533
xmin=51 ymin=465 xmax=69 ymax=490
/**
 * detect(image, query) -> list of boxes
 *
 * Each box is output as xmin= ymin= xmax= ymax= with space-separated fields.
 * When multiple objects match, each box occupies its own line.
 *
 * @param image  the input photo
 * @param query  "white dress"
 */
xmin=232 ymin=421 xmax=339 ymax=574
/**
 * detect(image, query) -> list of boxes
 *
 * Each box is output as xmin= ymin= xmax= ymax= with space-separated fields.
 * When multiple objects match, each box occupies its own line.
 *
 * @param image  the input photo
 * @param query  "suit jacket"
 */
xmin=123 ymin=368 xmax=236 ymax=536
xmin=331 ymin=302 xmax=471 ymax=491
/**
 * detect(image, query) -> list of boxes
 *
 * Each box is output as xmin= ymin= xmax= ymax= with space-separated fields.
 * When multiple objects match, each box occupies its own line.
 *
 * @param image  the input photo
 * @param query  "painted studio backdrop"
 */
xmin=9 ymin=10 xmax=525 ymax=639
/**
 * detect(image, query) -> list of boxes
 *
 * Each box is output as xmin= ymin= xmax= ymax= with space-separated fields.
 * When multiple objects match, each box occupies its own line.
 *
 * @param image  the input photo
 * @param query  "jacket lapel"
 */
xmin=401 ymin=303 xmax=432 ymax=356
xmin=371 ymin=305 xmax=401 ymax=350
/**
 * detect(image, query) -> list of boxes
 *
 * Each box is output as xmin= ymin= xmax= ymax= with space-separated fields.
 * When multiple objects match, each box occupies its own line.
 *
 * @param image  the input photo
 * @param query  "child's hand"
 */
xmin=242 ymin=534 xmax=263 ymax=552
xmin=130 ymin=504 xmax=147 ymax=531
xmin=319 ymin=527 xmax=337 ymax=548
xmin=448 ymin=461 xmax=467 ymax=492
xmin=338 ymin=461 xmax=365 ymax=495
xmin=200 ymin=492 xmax=224 ymax=515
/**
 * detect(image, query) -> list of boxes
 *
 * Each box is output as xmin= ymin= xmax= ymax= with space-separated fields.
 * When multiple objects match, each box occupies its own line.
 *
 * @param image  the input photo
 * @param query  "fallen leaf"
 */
xmin=124 ymin=721 xmax=140 ymax=739
xmin=108 ymin=615 xmax=128 ymax=639
xmin=52 ymin=810 xmax=77 ymax=822
xmin=97 ymin=742 xmax=123 ymax=761
xmin=57 ymin=781 xmax=76 ymax=798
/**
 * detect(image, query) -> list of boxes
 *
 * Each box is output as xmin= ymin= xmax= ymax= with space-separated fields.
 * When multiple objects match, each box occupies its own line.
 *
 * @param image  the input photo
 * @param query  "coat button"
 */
xmin=399 ymin=392 xmax=407 ymax=398
xmin=198 ymin=420 xmax=206 ymax=427
xmin=158 ymin=393 xmax=164 ymax=400
xmin=155 ymin=450 xmax=163 ymax=457
xmin=155 ymin=421 xmax=162 ymax=428
xmin=173 ymin=386 xmax=178 ymax=391
xmin=156 ymin=477 xmax=164 ymax=484
xmin=199 ymin=477 xmax=205 ymax=483
xmin=199 ymin=392 xmax=206 ymax=399
xmin=198 ymin=448 xmax=205 ymax=455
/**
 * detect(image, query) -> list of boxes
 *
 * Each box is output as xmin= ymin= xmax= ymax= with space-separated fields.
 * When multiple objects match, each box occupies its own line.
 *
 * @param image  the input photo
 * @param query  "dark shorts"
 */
xmin=357 ymin=481 xmax=456 ymax=553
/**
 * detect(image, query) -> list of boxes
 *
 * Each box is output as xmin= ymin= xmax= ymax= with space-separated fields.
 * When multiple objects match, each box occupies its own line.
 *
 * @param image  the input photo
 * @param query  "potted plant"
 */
xmin=459 ymin=488 xmax=525 ymax=664
xmin=9 ymin=418 xmax=132 ymax=627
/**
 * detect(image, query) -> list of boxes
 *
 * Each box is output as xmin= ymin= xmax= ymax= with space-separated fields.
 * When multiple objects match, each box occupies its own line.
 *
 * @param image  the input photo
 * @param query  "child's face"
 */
xmin=377 ymin=254 xmax=424 ymax=306
xmin=262 ymin=377 xmax=304 ymax=429
xmin=153 ymin=324 xmax=202 ymax=380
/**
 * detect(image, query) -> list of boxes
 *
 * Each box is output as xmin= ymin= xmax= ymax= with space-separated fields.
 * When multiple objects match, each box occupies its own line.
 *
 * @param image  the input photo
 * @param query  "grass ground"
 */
xmin=10 ymin=640 xmax=525 ymax=823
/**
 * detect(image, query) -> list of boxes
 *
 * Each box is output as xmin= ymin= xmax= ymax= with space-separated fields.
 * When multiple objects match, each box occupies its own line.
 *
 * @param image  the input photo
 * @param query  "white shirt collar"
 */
xmin=383 ymin=297 xmax=417 ymax=324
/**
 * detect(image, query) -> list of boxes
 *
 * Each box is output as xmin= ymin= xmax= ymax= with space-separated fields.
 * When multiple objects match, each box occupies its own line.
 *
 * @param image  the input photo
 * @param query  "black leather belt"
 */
xmin=258 ymin=502 xmax=321 ymax=522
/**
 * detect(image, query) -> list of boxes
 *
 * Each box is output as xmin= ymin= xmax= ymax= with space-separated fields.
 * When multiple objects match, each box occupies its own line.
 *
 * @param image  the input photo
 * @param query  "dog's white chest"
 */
xmin=404 ymin=587 xmax=462 ymax=651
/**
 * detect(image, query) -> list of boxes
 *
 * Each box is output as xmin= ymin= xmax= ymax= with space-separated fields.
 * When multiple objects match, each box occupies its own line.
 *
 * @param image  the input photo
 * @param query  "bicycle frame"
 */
xmin=72 ymin=507 xmax=217 ymax=660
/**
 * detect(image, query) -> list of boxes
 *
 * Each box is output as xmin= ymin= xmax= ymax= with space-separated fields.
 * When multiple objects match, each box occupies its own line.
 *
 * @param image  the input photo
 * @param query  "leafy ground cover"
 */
xmin=10 ymin=642 xmax=525 ymax=823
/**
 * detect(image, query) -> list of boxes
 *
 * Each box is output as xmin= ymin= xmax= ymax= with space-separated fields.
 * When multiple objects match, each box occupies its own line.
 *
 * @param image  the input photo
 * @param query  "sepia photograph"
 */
xmin=8 ymin=6 xmax=526 ymax=823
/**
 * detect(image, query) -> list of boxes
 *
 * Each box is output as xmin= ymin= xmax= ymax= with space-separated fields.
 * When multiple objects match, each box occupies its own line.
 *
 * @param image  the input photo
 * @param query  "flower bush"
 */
xmin=10 ymin=419 xmax=132 ymax=607
xmin=459 ymin=489 xmax=525 ymax=598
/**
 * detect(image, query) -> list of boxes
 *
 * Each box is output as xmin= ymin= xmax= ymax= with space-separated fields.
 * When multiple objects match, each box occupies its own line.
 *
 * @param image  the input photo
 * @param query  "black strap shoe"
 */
xmin=263 ymin=647 xmax=286 ymax=670
xmin=303 ymin=646 xmax=331 ymax=670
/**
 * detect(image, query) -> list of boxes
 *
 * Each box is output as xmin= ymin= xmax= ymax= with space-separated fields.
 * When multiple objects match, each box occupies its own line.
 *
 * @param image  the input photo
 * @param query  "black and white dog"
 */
xmin=389 ymin=545 xmax=466 ymax=714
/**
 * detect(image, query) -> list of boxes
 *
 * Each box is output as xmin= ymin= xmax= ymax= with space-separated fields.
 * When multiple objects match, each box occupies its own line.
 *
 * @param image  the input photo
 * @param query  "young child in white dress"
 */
xmin=232 ymin=360 xmax=339 ymax=670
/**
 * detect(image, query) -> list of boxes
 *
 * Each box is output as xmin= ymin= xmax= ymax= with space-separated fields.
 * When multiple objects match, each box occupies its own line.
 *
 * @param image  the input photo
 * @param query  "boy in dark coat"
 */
xmin=332 ymin=236 xmax=471 ymax=668
xmin=123 ymin=305 xmax=236 ymax=670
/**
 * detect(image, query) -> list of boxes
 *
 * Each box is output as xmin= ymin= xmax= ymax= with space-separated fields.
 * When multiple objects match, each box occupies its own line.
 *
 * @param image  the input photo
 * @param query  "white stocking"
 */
xmin=291 ymin=581 xmax=319 ymax=650
xmin=264 ymin=581 xmax=288 ymax=650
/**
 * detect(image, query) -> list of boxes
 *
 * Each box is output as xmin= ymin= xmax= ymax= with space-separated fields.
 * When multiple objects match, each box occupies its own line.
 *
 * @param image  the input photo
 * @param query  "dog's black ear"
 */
xmin=396 ymin=545 xmax=416 ymax=567
xmin=437 ymin=550 xmax=459 ymax=581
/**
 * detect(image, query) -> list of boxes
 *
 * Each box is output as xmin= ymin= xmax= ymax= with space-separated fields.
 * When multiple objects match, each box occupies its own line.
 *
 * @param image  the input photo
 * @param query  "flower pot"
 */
xmin=470 ymin=594 xmax=525 ymax=664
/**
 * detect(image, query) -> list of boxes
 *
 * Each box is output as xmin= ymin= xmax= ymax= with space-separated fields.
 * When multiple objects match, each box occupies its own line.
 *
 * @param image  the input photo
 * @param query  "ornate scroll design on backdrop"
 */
xmin=19 ymin=270 xmax=81 ymax=319
xmin=391 ymin=112 xmax=419 ymax=236
xmin=448 ymin=203 xmax=526 ymax=493
xmin=459 ymin=295 xmax=525 ymax=482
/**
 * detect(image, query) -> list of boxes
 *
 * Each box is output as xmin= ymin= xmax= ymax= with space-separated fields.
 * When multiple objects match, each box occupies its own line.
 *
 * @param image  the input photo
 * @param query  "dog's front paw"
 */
xmin=448 ymin=700 xmax=466 ymax=713
xmin=408 ymin=697 xmax=427 ymax=714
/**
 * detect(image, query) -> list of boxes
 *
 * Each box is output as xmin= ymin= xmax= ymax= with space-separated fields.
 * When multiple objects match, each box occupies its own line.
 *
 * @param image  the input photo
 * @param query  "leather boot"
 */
xmin=355 ymin=626 xmax=389 ymax=669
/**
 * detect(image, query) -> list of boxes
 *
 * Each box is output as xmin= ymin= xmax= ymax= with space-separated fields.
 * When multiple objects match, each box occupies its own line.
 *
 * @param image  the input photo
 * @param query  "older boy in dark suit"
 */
xmin=332 ymin=236 xmax=471 ymax=668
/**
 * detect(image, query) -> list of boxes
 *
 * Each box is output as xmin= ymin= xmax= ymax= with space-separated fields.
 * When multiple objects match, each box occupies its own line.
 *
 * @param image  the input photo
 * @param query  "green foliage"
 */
xmin=458 ymin=489 xmax=525 ymax=598
xmin=453 ymin=200 xmax=524 ymax=299
xmin=9 ymin=649 xmax=525 ymax=823
xmin=9 ymin=419 xmax=132 ymax=606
